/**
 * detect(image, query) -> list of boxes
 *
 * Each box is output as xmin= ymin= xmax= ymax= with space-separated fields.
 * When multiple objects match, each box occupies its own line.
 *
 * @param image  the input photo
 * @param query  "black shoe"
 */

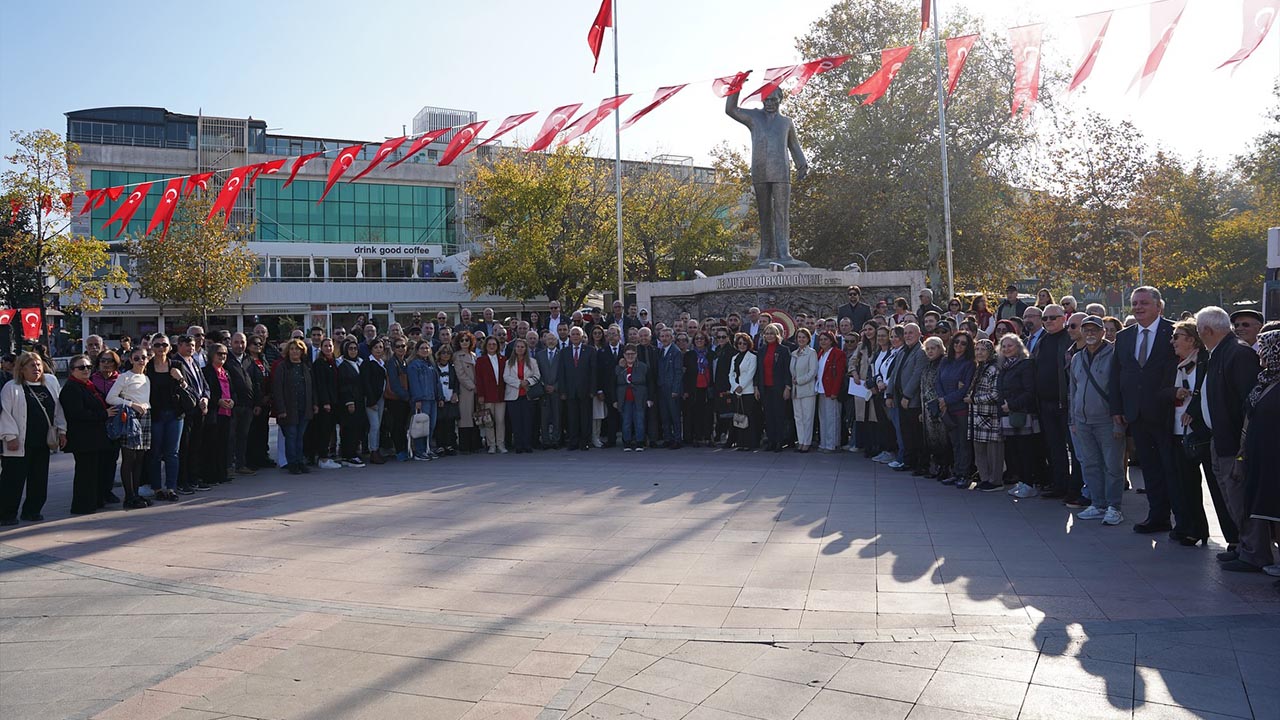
xmin=1221 ymin=559 xmax=1262 ymax=573
xmin=0 ymin=516 xmax=18 ymax=526
xmin=175 ymin=487 xmax=195 ymax=496
xmin=567 ymin=446 xmax=577 ymax=451
xmin=1040 ymin=490 xmax=1066 ymax=500
xmin=288 ymin=464 xmax=302 ymax=475
xmin=1217 ymin=550 xmax=1240 ymax=562
xmin=1133 ymin=521 xmax=1173 ymax=534
xmin=1177 ymin=535 xmax=1207 ymax=547
xmin=19 ymin=514 xmax=44 ymax=521
xmin=1063 ymin=496 xmax=1089 ymax=509
xmin=298 ymin=464 xmax=311 ymax=474
xmin=672 ymin=442 xmax=683 ymax=450
xmin=103 ymin=492 xmax=121 ymax=504
xmin=893 ymin=465 xmax=912 ymax=472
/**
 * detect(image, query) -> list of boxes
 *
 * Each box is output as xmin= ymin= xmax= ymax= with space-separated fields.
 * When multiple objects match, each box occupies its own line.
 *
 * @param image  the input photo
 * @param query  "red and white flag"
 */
xmin=438 ymin=121 xmax=487 ymax=167
xmin=0 ymin=309 xmax=14 ymax=325
xmin=1219 ymin=0 xmax=1279 ymax=70
xmin=9 ymin=199 xmax=21 ymax=223
xmin=712 ymin=71 xmax=752 ymax=98
xmin=208 ymin=166 xmax=249 ymax=224
xmin=59 ymin=192 xmax=74 ymax=214
xmin=472 ymin=112 xmax=538 ymax=152
xmin=1129 ymin=0 xmax=1188 ymax=95
xmin=101 ymin=183 xmax=152 ymax=237
xmin=39 ymin=194 xmax=52 ymax=215
xmin=1069 ymin=11 xmax=1113 ymax=93
xmin=350 ymin=137 xmax=407 ymax=182
xmin=1009 ymin=24 xmax=1044 ymax=117
xmin=318 ymin=144 xmax=365 ymax=203
xmin=80 ymin=186 xmax=122 ymax=214
xmin=588 ymin=0 xmax=613 ymax=73
xmin=621 ymin=85 xmax=686 ymax=131
xmin=527 ymin=104 xmax=584 ymax=152
xmin=559 ymin=95 xmax=632 ymax=147
xmin=145 ymin=177 xmax=184 ymax=241
xmin=281 ymin=153 xmax=321 ymax=188
xmin=743 ymin=65 xmax=804 ymax=103
xmin=790 ymin=55 xmax=851 ymax=96
xmin=945 ymin=35 xmax=979 ymax=98
xmin=248 ymin=158 xmax=287 ymax=187
xmin=388 ymin=128 xmax=452 ymax=168
xmin=20 ymin=308 xmax=41 ymax=341
xmin=921 ymin=0 xmax=932 ymax=38
xmin=184 ymin=172 xmax=214 ymax=197
xmin=848 ymin=46 xmax=913 ymax=105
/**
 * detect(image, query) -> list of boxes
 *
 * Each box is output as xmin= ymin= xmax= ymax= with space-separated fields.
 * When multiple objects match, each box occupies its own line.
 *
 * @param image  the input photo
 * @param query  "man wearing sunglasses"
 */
xmin=1033 ymin=305 xmax=1080 ymax=504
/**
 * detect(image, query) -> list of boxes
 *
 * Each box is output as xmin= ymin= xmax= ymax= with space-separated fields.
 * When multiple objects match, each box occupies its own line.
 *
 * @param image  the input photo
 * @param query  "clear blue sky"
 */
xmin=1 ymin=0 xmax=1275 ymax=170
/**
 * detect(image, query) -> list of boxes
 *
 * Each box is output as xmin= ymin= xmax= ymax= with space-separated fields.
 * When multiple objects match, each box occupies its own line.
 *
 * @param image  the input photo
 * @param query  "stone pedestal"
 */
xmin=636 ymin=268 xmax=926 ymax=326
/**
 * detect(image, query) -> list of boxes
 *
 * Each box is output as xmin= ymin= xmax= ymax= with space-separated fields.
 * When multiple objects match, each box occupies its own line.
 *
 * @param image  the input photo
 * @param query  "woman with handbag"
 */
xmin=936 ymin=331 xmax=976 ymax=486
xmin=729 ymin=333 xmax=760 ymax=451
xmin=144 ymin=337 xmax=184 ymax=500
xmin=200 ymin=344 xmax=236 ymax=484
xmin=335 ymin=340 xmax=367 ymax=467
xmin=846 ymin=322 xmax=878 ymax=455
xmin=1166 ymin=321 xmax=1230 ymax=547
xmin=106 ymin=349 xmax=152 ymax=509
xmin=0 ymin=353 xmax=67 ymax=525
xmin=997 ymin=334 xmax=1040 ymax=498
xmin=919 ymin=337 xmax=951 ymax=479
xmin=966 ymin=339 xmax=1004 ymax=492
xmin=407 ymin=340 xmax=444 ymax=460
xmin=91 ymin=350 xmax=123 ymax=506
xmin=454 ymin=332 xmax=480 ymax=454
xmin=503 ymin=339 xmax=540 ymax=454
xmin=789 ymin=328 xmax=817 ymax=452
xmin=475 ymin=336 xmax=507 ymax=454
xmin=435 ymin=345 xmax=460 ymax=455
xmin=61 ymin=354 xmax=119 ymax=514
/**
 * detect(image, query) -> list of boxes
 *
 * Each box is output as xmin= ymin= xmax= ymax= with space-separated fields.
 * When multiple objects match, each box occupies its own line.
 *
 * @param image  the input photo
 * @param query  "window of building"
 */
xmin=385 ymin=259 xmax=413 ymax=279
xmin=278 ymin=258 xmax=309 ymax=280
xmin=328 ymin=258 xmax=358 ymax=280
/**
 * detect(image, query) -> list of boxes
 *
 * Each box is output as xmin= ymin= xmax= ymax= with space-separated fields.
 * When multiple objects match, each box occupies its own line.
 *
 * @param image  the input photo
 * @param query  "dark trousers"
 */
xmin=248 ymin=409 xmax=271 ymax=467
xmin=646 ymin=399 xmax=662 ymax=444
xmin=1005 ymin=435 xmax=1036 ymax=487
xmin=733 ymin=393 xmax=762 ymax=449
xmin=507 ymin=397 xmax=534 ymax=451
xmin=71 ymin=450 xmax=108 ymax=513
xmin=685 ymin=387 xmax=713 ymax=442
xmin=1130 ymin=418 xmax=1175 ymax=524
xmin=564 ymin=396 xmax=592 ymax=449
xmin=760 ymin=384 xmax=789 ymax=447
xmin=601 ymin=401 xmax=619 ymax=446
xmin=1040 ymin=406 xmax=1078 ymax=496
xmin=540 ymin=396 xmax=561 ymax=448
xmin=659 ymin=388 xmax=682 ymax=443
xmin=201 ymin=414 xmax=230 ymax=484
xmin=0 ymin=449 xmax=51 ymax=520
xmin=435 ymin=409 xmax=458 ymax=451
xmin=229 ymin=405 xmax=252 ymax=470
xmin=99 ymin=447 xmax=119 ymax=502
xmin=120 ymin=448 xmax=146 ymax=499
xmin=1200 ymin=458 xmax=1238 ymax=543
xmin=1170 ymin=445 xmax=1211 ymax=540
xmin=383 ymin=398 xmax=410 ymax=456
xmin=900 ymin=406 xmax=925 ymax=469
xmin=338 ymin=406 xmax=366 ymax=459
xmin=306 ymin=408 xmax=336 ymax=460
xmin=178 ymin=410 xmax=203 ymax=488
xmin=872 ymin=395 xmax=896 ymax=452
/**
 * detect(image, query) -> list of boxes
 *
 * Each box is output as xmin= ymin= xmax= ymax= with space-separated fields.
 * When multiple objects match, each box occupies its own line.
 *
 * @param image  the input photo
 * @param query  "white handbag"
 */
xmin=409 ymin=412 xmax=432 ymax=439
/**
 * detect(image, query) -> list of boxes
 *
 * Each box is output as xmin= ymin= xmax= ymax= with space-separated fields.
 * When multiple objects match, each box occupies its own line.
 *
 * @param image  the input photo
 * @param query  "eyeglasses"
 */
xmin=214 ymin=351 xmax=228 ymax=357
xmin=153 ymin=342 xmax=169 ymax=348
xmin=71 ymin=364 xmax=91 ymax=371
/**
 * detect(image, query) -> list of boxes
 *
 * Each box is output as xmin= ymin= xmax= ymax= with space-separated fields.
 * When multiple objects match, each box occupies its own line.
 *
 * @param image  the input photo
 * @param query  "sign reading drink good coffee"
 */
xmin=716 ymin=273 xmax=825 ymax=290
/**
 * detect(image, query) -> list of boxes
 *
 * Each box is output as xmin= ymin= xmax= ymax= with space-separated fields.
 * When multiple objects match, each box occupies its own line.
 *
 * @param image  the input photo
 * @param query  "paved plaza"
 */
xmin=1 ymin=448 xmax=1276 ymax=720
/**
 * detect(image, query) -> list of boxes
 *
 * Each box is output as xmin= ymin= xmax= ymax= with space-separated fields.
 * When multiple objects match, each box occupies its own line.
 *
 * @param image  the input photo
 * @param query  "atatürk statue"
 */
xmin=726 ymin=87 xmax=810 ymax=269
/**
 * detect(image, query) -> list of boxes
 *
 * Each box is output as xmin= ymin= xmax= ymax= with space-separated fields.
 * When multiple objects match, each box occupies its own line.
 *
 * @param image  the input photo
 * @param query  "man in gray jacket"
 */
xmin=1068 ymin=316 xmax=1125 ymax=526
xmin=534 ymin=332 xmax=563 ymax=449
xmin=891 ymin=324 xmax=928 ymax=474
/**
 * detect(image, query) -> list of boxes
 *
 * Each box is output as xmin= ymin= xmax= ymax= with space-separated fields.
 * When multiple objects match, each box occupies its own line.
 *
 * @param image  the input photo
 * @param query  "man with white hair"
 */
xmin=83 ymin=335 xmax=104 ymax=364
xmin=916 ymin=288 xmax=943 ymax=318
xmin=1085 ymin=302 xmax=1107 ymax=317
xmin=1196 ymin=306 xmax=1267 ymax=572
xmin=186 ymin=325 xmax=207 ymax=368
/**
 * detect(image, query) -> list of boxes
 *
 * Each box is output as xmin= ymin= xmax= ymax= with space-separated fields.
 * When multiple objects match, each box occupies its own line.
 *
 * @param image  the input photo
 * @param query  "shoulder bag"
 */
xmin=25 ymin=386 xmax=59 ymax=450
xmin=733 ymin=395 xmax=749 ymax=429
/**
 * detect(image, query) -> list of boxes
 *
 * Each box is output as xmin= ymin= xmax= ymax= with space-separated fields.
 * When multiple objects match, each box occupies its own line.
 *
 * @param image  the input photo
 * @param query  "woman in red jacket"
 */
xmin=474 ymin=336 xmax=507 ymax=454
xmin=814 ymin=331 xmax=847 ymax=452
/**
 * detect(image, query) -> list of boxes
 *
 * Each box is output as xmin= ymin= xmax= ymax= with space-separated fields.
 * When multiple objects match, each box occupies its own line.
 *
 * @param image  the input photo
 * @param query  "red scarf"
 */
xmin=72 ymin=375 xmax=108 ymax=410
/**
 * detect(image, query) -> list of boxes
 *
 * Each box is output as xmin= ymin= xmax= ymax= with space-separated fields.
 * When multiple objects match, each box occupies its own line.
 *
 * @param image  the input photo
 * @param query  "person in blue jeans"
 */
xmin=614 ymin=346 xmax=651 ymax=452
xmin=144 ymin=338 xmax=184 ymax=499
xmin=271 ymin=340 xmax=315 ymax=475
xmin=936 ymin=331 xmax=976 ymax=486
xmin=1068 ymin=316 xmax=1125 ymax=526
xmin=407 ymin=341 xmax=443 ymax=460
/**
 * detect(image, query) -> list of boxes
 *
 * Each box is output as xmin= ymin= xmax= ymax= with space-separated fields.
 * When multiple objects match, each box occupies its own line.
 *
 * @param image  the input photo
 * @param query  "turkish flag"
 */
xmin=318 ymin=144 xmax=365 ymax=203
xmin=1219 ymin=0 xmax=1279 ymax=71
xmin=39 ymin=194 xmax=52 ymax=215
xmin=1068 ymin=12 xmax=1113 ymax=94
xmin=249 ymin=158 xmax=287 ymax=187
xmin=59 ymin=192 xmax=74 ymax=214
xmin=1009 ymin=24 xmax=1044 ymax=117
xmin=184 ymin=172 xmax=215 ymax=197
xmin=621 ymin=85 xmax=686 ymax=131
xmin=921 ymin=0 xmax=932 ymax=38
xmin=208 ymin=166 xmax=249 ymax=224
xmin=281 ymin=153 xmax=322 ymax=188
xmin=712 ymin=71 xmax=752 ymax=98
xmin=588 ymin=0 xmax=612 ymax=73
xmin=20 ymin=308 xmax=41 ymax=341
xmin=471 ymin=112 xmax=539 ymax=152
xmin=1129 ymin=0 xmax=1188 ymax=96
xmin=387 ymin=128 xmax=452 ymax=169
xmin=848 ymin=46 xmax=913 ymax=105
xmin=558 ymin=95 xmax=631 ymax=147
xmin=438 ymin=121 xmax=487 ymax=167
xmin=945 ymin=35 xmax=979 ymax=98
xmin=80 ymin=186 xmax=122 ymax=215
xmin=8 ymin=199 xmax=21 ymax=223
xmin=743 ymin=65 xmax=803 ymax=103
xmin=790 ymin=55 xmax=850 ymax=96
xmin=0 ymin=309 xmax=13 ymax=325
xmin=145 ymin=177 xmax=184 ymax=241
xmin=350 ymin=137 xmax=407 ymax=182
xmin=101 ymin=183 xmax=152 ymax=237
xmin=526 ymin=104 xmax=584 ymax=152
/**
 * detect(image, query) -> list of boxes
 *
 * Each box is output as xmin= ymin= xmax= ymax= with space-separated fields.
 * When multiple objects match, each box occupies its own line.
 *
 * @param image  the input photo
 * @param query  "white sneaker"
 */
xmin=1006 ymin=482 xmax=1021 ymax=496
xmin=1076 ymin=506 xmax=1105 ymax=520
xmin=1102 ymin=507 xmax=1124 ymax=526
xmin=487 ymin=447 xmax=496 ymax=454
xmin=498 ymin=447 xmax=509 ymax=454
xmin=1263 ymin=565 xmax=1280 ymax=578
xmin=872 ymin=451 xmax=893 ymax=463
xmin=887 ymin=461 xmax=904 ymax=469
xmin=846 ymin=445 xmax=860 ymax=453
xmin=318 ymin=459 xmax=341 ymax=470
xmin=1010 ymin=482 xmax=1039 ymax=499
xmin=592 ymin=438 xmax=604 ymax=448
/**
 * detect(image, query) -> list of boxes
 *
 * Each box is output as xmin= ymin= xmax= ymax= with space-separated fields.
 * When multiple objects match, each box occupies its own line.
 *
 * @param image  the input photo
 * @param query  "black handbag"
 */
xmin=174 ymin=383 xmax=199 ymax=415
xmin=1181 ymin=429 xmax=1211 ymax=461
xmin=525 ymin=377 xmax=545 ymax=400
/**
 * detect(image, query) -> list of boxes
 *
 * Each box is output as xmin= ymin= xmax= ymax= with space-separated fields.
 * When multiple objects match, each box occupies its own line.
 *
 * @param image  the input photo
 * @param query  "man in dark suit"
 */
xmin=534 ymin=332 xmax=563 ymax=449
xmin=225 ymin=332 xmax=256 ymax=475
xmin=1033 ymin=304 xmax=1078 ymax=501
xmin=634 ymin=326 xmax=663 ymax=447
xmin=1196 ymin=306 xmax=1265 ymax=571
xmin=595 ymin=326 xmax=625 ymax=447
xmin=837 ymin=286 xmax=873 ymax=333
xmin=1108 ymin=287 xmax=1178 ymax=534
xmin=556 ymin=326 xmax=596 ymax=451
xmin=657 ymin=328 xmax=685 ymax=448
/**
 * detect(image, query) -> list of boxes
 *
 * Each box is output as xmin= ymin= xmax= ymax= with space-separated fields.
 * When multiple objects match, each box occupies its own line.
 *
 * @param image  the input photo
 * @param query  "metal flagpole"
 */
xmin=613 ymin=1 xmax=625 ymax=306
xmin=930 ymin=1 xmax=955 ymax=299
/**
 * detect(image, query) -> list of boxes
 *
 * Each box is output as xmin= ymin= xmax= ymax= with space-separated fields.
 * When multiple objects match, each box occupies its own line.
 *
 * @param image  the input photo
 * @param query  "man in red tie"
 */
xmin=556 ymin=327 xmax=597 ymax=451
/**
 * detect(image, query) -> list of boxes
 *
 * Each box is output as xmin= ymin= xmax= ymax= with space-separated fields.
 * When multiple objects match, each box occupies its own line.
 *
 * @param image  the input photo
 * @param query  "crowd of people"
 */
xmin=1 ymin=288 xmax=1277 ymax=586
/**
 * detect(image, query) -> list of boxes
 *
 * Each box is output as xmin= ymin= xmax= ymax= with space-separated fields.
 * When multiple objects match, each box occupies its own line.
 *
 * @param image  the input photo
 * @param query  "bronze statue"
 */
xmin=726 ymin=87 xmax=810 ymax=269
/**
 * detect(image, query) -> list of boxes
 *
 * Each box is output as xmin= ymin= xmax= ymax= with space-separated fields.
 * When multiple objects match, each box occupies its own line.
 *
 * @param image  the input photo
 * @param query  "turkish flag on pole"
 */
xmin=208 ymin=166 xmax=249 ymax=225
xmin=349 ymin=137 xmax=407 ymax=182
xmin=526 ymin=104 xmax=585 ymax=152
xmin=249 ymin=158 xmax=287 ymax=187
xmin=945 ymin=35 xmax=978 ymax=98
xmin=921 ymin=0 xmax=932 ymax=38
xmin=1009 ymin=24 xmax=1044 ymax=117
xmin=1068 ymin=12 xmax=1113 ymax=93
xmin=588 ymin=0 xmax=613 ymax=73
xmin=742 ymin=65 xmax=803 ymax=103
xmin=621 ymin=85 xmax=687 ymax=131
xmin=471 ymin=112 xmax=539 ymax=153
xmin=101 ymin=183 xmax=153 ymax=237
xmin=848 ymin=46 xmax=913 ymax=105
xmin=712 ymin=71 xmax=752 ymax=98
xmin=790 ymin=55 xmax=851 ymax=96
xmin=318 ymin=145 xmax=365 ymax=203
xmin=0 ymin=309 xmax=13 ymax=325
xmin=1219 ymin=0 xmax=1280 ymax=71
xmin=1129 ymin=0 xmax=1188 ymax=96
xmin=20 ymin=308 xmax=41 ymax=341
xmin=184 ymin=172 xmax=214 ymax=197
xmin=281 ymin=153 xmax=321 ymax=188
xmin=388 ymin=128 xmax=452 ymax=168
xmin=438 ymin=122 xmax=487 ymax=167
xmin=145 ymin=177 xmax=184 ymax=241
xmin=558 ymin=95 xmax=632 ymax=147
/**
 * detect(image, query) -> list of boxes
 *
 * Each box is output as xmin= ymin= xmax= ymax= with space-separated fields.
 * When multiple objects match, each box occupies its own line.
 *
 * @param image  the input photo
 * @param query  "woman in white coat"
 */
xmin=789 ymin=328 xmax=818 ymax=453
xmin=0 ymin=352 xmax=67 ymax=525
xmin=728 ymin=332 xmax=760 ymax=451
xmin=502 ymin=339 xmax=541 ymax=454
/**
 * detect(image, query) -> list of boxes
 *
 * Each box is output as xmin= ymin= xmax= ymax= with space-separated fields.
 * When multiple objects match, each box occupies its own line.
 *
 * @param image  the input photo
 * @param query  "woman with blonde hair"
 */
xmin=454 ymin=331 xmax=480 ymax=453
xmin=272 ymin=338 xmax=315 ymax=475
xmin=789 ymin=327 xmax=817 ymax=452
xmin=106 ymin=348 xmax=152 ymax=509
xmin=0 ymin=353 xmax=67 ymax=525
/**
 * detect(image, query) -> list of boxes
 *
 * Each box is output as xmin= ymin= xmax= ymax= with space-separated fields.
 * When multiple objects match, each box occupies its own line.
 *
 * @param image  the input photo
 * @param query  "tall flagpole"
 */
xmin=930 ymin=1 xmax=956 ymax=299
xmin=613 ymin=1 xmax=625 ymax=306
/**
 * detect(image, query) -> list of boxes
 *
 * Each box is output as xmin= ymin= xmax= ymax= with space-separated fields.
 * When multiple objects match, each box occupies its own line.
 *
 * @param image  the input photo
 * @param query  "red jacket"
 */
xmin=818 ymin=347 xmax=846 ymax=398
xmin=474 ymin=352 xmax=505 ymax=404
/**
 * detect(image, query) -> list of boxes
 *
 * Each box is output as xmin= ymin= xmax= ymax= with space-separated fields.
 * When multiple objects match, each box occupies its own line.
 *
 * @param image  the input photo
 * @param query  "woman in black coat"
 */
xmin=995 ymin=334 xmax=1038 ymax=493
xmin=309 ymin=338 xmax=339 ymax=466
xmin=754 ymin=323 xmax=793 ymax=451
xmin=336 ymin=340 xmax=368 ymax=465
xmin=60 ymin=354 xmax=118 ymax=515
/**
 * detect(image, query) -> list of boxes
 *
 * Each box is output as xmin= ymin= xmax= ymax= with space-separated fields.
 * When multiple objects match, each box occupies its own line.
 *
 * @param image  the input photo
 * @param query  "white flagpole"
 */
xmin=613 ymin=1 xmax=625 ymax=306
xmin=931 ymin=1 xmax=956 ymax=299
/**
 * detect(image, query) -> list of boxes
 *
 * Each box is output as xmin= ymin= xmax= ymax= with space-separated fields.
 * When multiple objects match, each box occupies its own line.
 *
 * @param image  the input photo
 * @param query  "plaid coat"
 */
xmin=967 ymin=360 xmax=1002 ymax=444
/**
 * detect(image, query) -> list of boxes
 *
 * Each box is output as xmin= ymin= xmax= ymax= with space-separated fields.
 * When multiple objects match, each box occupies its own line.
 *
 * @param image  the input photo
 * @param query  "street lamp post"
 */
xmin=1116 ymin=230 xmax=1160 ymax=286
xmin=849 ymin=249 xmax=885 ymax=273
